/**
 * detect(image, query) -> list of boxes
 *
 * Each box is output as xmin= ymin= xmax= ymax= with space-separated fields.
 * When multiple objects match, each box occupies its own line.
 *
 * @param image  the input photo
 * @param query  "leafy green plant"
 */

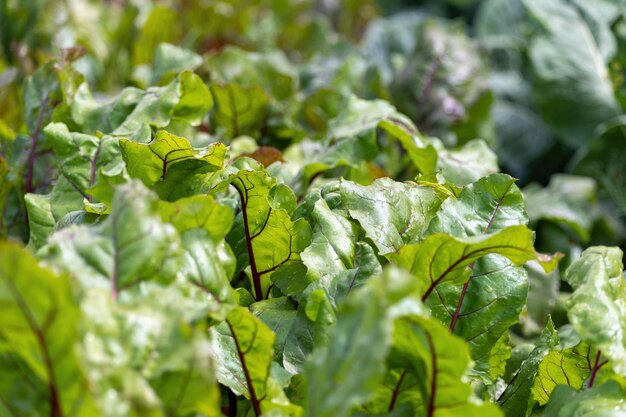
xmin=2 ymin=1 xmax=626 ymax=417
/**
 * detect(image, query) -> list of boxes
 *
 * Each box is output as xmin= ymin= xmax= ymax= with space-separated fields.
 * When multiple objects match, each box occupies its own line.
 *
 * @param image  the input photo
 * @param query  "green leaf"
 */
xmin=210 ymin=82 xmax=270 ymax=139
xmin=524 ymin=174 xmax=597 ymax=242
xmin=24 ymin=193 xmax=56 ymax=249
xmin=251 ymin=297 xmax=298 ymax=363
xmin=44 ymin=122 xmax=123 ymax=202
xmin=427 ymin=255 xmax=528 ymax=383
xmin=43 ymin=180 xmax=182 ymax=296
xmin=180 ymin=229 xmax=236 ymax=305
xmin=379 ymin=117 xmax=438 ymax=176
xmin=564 ymin=246 xmax=626 ymax=375
xmin=429 ymin=173 xmax=528 ymax=237
xmin=0 ymin=157 xmax=10 ymax=234
xmin=531 ymin=343 xmax=594 ymax=405
xmin=572 ymin=116 xmax=626 ymax=217
xmin=337 ymin=177 xmax=444 ymax=255
xmin=388 ymin=315 xmax=502 ymax=417
xmin=304 ymin=271 xmax=394 ymax=417
xmin=115 ymin=70 xmax=212 ymax=135
xmin=391 ymin=225 xmax=556 ymax=301
xmin=225 ymin=169 xmax=312 ymax=301
xmin=426 ymin=174 xmax=529 ymax=382
xmin=300 ymin=198 xmax=382 ymax=307
xmin=121 ymin=130 xmax=226 ymax=188
xmin=433 ymin=139 xmax=499 ymax=186
xmin=497 ymin=319 xmax=559 ymax=417
xmin=0 ymin=241 xmax=99 ymax=416
xmin=523 ymin=0 xmax=619 ymax=146
xmin=158 ymin=194 xmax=234 ymax=238
xmin=152 ymin=43 xmax=203 ymax=84
xmin=211 ymin=307 xmax=275 ymax=411
xmin=327 ymin=95 xmax=397 ymax=140
xmin=541 ymin=381 xmax=626 ymax=416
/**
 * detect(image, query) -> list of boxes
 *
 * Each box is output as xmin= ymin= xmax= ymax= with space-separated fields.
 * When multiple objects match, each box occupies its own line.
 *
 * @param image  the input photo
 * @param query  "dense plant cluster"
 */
xmin=1 ymin=0 xmax=626 ymax=416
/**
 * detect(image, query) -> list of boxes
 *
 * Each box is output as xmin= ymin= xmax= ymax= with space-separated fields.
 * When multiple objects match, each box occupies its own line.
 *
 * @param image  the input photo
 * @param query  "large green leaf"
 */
xmin=564 ymin=246 xmax=626 ymax=375
xmin=391 ymin=225 xmax=557 ymax=301
xmin=426 ymin=174 xmax=529 ymax=382
xmin=386 ymin=315 xmax=502 ymax=417
xmin=523 ymin=0 xmax=619 ymax=146
xmin=43 ymin=181 xmax=182 ymax=297
xmin=225 ymin=168 xmax=312 ymax=301
xmin=337 ymin=177 xmax=444 ymax=255
xmin=0 ymin=241 xmax=99 ymax=416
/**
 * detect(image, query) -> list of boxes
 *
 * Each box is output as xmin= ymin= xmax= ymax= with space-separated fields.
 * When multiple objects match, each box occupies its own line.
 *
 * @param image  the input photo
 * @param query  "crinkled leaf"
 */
xmin=338 ymin=177 xmax=444 ymax=255
xmin=564 ymin=246 xmax=626 ymax=375
xmin=300 ymin=197 xmax=383 ymax=307
xmin=43 ymin=181 xmax=182 ymax=294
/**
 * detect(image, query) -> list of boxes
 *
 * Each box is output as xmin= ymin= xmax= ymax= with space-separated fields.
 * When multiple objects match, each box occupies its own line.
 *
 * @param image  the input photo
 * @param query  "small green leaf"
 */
xmin=531 ymin=343 xmax=594 ymax=405
xmin=121 ymin=130 xmax=226 ymax=188
xmin=497 ymin=319 xmax=559 ymax=417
